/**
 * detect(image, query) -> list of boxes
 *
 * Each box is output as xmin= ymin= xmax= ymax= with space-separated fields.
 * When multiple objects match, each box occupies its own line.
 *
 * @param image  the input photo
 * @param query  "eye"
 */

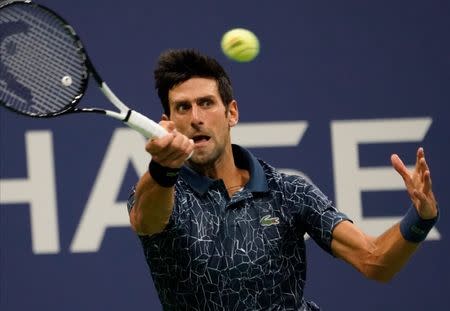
xmin=199 ymin=98 xmax=214 ymax=107
xmin=176 ymin=103 xmax=191 ymax=113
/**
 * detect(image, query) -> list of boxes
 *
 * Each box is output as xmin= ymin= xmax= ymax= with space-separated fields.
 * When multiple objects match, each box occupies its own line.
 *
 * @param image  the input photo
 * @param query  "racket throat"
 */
xmin=122 ymin=109 xmax=167 ymax=139
xmin=123 ymin=109 xmax=133 ymax=122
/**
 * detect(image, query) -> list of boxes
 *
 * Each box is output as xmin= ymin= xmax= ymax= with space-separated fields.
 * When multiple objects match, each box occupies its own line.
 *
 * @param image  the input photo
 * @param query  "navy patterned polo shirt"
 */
xmin=128 ymin=145 xmax=350 ymax=311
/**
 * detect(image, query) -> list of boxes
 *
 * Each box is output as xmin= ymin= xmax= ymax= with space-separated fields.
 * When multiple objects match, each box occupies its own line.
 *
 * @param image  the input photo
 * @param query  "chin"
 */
xmin=189 ymin=149 xmax=220 ymax=167
xmin=189 ymin=154 xmax=212 ymax=166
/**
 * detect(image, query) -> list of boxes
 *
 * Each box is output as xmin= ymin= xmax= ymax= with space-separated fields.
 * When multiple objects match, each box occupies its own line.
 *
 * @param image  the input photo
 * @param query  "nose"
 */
xmin=190 ymin=104 xmax=204 ymax=126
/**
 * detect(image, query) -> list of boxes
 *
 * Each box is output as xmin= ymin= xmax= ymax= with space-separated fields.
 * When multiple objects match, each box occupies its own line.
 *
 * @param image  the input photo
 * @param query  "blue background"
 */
xmin=1 ymin=0 xmax=449 ymax=310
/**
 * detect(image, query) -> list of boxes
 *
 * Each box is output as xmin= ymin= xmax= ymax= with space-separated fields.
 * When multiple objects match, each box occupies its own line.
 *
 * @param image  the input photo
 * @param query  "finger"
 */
xmin=153 ymin=131 xmax=183 ymax=160
xmin=145 ymin=131 xmax=175 ymax=155
xmin=391 ymin=154 xmax=419 ymax=201
xmin=391 ymin=154 xmax=411 ymax=183
xmin=158 ymin=146 xmax=192 ymax=167
xmin=183 ymin=138 xmax=195 ymax=160
xmin=419 ymin=155 xmax=430 ymax=175
xmin=155 ymin=130 xmax=176 ymax=147
xmin=415 ymin=147 xmax=424 ymax=172
xmin=154 ymin=148 xmax=181 ymax=165
xmin=170 ymin=132 xmax=195 ymax=160
xmin=155 ymin=133 xmax=193 ymax=167
xmin=422 ymin=170 xmax=432 ymax=194
xmin=159 ymin=120 xmax=176 ymax=132
xmin=145 ymin=120 xmax=176 ymax=150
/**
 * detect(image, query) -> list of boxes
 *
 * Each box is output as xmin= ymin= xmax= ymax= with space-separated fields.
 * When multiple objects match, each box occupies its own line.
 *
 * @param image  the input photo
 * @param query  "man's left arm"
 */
xmin=331 ymin=147 xmax=438 ymax=282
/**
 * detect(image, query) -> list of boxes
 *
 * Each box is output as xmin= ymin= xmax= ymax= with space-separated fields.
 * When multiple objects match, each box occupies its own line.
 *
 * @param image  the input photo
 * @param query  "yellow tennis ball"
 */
xmin=221 ymin=28 xmax=260 ymax=62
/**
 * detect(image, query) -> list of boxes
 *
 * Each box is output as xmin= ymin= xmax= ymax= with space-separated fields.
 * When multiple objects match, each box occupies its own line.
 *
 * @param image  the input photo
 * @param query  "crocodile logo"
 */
xmin=260 ymin=215 xmax=280 ymax=227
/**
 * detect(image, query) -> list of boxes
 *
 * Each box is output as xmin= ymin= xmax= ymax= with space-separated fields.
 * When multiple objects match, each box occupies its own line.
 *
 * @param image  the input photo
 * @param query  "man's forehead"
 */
xmin=169 ymin=77 xmax=219 ymax=102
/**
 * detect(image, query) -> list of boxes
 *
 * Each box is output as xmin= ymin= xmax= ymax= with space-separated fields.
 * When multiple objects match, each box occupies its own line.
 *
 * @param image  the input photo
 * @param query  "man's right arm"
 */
xmin=130 ymin=172 xmax=175 ymax=235
xmin=129 ymin=121 xmax=194 ymax=235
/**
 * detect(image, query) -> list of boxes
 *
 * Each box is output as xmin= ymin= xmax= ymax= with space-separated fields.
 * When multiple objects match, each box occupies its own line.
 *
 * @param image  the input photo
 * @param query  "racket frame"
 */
xmin=0 ymin=0 xmax=167 ymax=139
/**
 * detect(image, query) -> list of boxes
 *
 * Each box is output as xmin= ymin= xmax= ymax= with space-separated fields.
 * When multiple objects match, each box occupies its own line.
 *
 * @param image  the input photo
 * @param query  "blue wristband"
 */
xmin=400 ymin=207 xmax=439 ymax=243
xmin=148 ymin=161 xmax=180 ymax=187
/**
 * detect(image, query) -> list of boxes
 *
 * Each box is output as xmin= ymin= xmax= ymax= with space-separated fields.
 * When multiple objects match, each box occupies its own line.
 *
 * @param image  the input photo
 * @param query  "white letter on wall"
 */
xmin=233 ymin=121 xmax=308 ymax=147
xmin=70 ymin=128 xmax=148 ymax=252
xmin=331 ymin=118 xmax=440 ymax=240
xmin=0 ymin=131 xmax=60 ymax=254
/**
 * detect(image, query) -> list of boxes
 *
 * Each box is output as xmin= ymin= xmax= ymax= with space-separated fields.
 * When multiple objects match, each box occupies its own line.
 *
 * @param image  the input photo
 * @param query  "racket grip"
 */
xmin=124 ymin=110 xmax=167 ymax=139
xmin=125 ymin=110 xmax=193 ymax=160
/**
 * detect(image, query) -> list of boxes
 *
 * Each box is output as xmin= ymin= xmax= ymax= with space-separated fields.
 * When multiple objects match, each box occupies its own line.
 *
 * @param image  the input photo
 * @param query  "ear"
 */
xmin=161 ymin=114 xmax=169 ymax=121
xmin=227 ymin=100 xmax=239 ymax=127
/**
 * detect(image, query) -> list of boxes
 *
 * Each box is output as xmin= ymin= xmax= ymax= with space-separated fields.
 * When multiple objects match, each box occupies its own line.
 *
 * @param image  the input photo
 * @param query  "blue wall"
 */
xmin=1 ymin=0 xmax=449 ymax=310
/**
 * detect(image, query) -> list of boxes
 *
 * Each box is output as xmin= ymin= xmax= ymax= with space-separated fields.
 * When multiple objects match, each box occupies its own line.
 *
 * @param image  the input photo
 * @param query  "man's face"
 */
xmin=167 ymin=77 xmax=238 ymax=166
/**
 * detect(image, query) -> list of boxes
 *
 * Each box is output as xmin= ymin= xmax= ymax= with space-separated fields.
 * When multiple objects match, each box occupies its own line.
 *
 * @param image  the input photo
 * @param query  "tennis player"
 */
xmin=127 ymin=49 xmax=438 ymax=310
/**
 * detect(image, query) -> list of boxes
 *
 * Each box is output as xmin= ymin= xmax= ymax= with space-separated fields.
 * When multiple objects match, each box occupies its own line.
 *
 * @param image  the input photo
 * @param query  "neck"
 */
xmin=189 ymin=144 xmax=249 ymax=196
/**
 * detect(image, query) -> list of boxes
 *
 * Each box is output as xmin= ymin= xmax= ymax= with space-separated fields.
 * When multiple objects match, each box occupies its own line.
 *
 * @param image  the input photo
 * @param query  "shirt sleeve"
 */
xmin=126 ymin=184 xmax=180 ymax=237
xmin=283 ymin=175 xmax=351 ymax=255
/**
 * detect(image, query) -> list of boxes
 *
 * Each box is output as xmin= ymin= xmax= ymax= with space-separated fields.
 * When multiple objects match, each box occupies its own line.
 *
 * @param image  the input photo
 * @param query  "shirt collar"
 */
xmin=179 ymin=144 xmax=269 ymax=195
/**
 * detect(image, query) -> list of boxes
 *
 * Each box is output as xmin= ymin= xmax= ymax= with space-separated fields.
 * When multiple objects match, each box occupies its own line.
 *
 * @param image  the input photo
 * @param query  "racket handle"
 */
xmin=125 ymin=110 xmax=193 ymax=160
xmin=125 ymin=110 xmax=167 ymax=139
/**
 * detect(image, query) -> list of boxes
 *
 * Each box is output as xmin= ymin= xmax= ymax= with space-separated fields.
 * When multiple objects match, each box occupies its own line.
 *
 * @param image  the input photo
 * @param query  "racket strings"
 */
xmin=3 ymin=8 xmax=82 ymax=99
xmin=0 ymin=3 xmax=87 ymax=116
xmin=3 ymin=6 xmax=83 ymax=111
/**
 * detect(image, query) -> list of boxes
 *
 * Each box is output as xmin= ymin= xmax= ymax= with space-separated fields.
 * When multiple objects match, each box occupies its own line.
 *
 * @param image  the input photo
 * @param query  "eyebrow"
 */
xmin=195 ymin=95 xmax=215 ymax=103
xmin=171 ymin=95 xmax=216 ymax=106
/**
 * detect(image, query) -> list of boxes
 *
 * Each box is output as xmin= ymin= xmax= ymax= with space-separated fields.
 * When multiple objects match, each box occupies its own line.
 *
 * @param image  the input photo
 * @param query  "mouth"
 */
xmin=192 ymin=135 xmax=211 ymax=145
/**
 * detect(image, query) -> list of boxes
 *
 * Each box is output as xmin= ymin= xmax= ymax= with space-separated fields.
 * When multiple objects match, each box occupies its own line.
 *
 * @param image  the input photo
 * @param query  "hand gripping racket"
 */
xmin=0 ymin=0 xmax=167 ymax=139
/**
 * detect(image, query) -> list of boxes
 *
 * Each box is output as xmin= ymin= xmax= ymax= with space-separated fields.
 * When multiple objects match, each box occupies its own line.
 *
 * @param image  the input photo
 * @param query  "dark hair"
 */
xmin=154 ymin=49 xmax=234 ymax=116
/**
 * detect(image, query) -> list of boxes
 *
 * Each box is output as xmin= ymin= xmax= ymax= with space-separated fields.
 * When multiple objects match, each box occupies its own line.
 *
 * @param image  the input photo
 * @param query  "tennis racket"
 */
xmin=0 ymin=0 xmax=167 ymax=139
